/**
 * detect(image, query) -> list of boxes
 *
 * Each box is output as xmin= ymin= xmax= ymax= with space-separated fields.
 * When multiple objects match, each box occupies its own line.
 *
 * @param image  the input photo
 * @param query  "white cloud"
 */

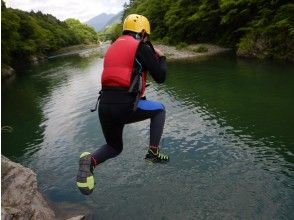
xmin=5 ymin=0 xmax=130 ymax=22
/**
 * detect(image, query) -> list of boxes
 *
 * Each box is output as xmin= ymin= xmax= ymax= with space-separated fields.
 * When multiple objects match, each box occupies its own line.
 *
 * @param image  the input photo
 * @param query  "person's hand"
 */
xmin=154 ymin=48 xmax=164 ymax=57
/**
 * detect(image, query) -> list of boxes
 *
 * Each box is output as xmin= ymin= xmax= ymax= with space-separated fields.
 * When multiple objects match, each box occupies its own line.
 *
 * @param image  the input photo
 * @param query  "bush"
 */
xmin=193 ymin=46 xmax=208 ymax=53
xmin=176 ymin=42 xmax=188 ymax=50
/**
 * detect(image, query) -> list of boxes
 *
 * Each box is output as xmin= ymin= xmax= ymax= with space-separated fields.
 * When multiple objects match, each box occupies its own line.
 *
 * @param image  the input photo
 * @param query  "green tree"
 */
xmin=65 ymin=18 xmax=98 ymax=44
xmin=1 ymin=2 xmax=99 ymax=66
xmin=104 ymin=23 xmax=123 ymax=42
xmin=123 ymin=0 xmax=294 ymax=60
xmin=1 ymin=2 xmax=20 ymax=64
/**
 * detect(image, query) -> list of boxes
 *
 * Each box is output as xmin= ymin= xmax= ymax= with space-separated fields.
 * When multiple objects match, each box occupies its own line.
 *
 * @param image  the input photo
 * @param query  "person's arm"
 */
xmin=136 ymin=43 xmax=167 ymax=83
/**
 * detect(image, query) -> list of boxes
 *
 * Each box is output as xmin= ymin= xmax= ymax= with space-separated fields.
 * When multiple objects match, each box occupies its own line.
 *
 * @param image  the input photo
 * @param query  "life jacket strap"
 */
xmin=90 ymin=90 xmax=102 ymax=112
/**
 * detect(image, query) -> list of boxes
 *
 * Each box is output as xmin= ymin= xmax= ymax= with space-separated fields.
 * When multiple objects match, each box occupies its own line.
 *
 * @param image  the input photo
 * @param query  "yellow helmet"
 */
xmin=123 ymin=14 xmax=150 ymax=35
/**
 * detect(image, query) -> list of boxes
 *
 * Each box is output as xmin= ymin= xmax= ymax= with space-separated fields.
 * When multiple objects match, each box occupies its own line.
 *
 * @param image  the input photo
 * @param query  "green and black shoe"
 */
xmin=145 ymin=148 xmax=169 ymax=163
xmin=76 ymin=152 xmax=95 ymax=195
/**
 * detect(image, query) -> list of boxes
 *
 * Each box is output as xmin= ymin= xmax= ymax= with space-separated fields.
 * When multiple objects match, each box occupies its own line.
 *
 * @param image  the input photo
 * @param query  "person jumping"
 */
xmin=76 ymin=14 xmax=169 ymax=195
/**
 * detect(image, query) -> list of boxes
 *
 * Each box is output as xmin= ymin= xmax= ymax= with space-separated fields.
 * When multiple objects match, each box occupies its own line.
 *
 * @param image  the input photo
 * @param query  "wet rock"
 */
xmin=1 ymin=155 xmax=55 ymax=220
xmin=1 ymin=65 xmax=15 ymax=79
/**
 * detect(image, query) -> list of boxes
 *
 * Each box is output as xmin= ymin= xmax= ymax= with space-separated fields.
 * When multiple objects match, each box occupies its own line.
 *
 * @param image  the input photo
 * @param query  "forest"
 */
xmin=123 ymin=0 xmax=294 ymax=60
xmin=2 ymin=0 xmax=293 ymax=64
xmin=1 ymin=1 xmax=98 ymax=66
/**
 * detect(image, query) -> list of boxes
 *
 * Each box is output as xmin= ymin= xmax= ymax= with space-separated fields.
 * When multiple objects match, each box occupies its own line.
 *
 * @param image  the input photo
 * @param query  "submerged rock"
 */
xmin=1 ymin=155 xmax=55 ymax=220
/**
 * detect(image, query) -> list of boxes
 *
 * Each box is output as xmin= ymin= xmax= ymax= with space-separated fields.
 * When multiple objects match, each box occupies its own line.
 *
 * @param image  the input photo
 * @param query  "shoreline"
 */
xmin=155 ymin=43 xmax=232 ymax=60
xmin=97 ymin=41 xmax=231 ymax=60
xmin=24 ymin=41 xmax=231 ymax=62
xmin=48 ymin=43 xmax=104 ymax=59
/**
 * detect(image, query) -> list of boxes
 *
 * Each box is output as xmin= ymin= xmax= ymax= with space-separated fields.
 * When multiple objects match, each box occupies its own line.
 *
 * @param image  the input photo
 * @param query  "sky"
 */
xmin=5 ymin=0 xmax=130 ymax=22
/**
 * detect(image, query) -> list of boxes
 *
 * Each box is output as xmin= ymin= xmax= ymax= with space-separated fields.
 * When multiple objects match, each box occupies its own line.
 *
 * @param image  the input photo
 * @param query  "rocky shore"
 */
xmin=1 ymin=155 xmax=55 ymax=219
xmin=1 ymin=155 xmax=85 ymax=220
xmin=155 ymin=43 xmax=231 ymax=60
xmin=99 ymin=41 xmax=230 ymax=60
xmin=55 ymin=41 xmax=230 ymax=61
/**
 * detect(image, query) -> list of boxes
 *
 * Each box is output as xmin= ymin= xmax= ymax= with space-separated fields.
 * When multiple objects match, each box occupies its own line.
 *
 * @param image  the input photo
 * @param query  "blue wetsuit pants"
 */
xmin=92 ymin=99 xmax=165 ymax=164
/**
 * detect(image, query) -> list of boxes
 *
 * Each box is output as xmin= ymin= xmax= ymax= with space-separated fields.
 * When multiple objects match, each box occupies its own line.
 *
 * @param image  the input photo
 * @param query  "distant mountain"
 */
xmin=104 ymin=11 xmax=123 ymax=28
xmin=85 ymin=13 xmax=114 ymax=32
xmin=85 ymin=12 xmax=123 ymax=32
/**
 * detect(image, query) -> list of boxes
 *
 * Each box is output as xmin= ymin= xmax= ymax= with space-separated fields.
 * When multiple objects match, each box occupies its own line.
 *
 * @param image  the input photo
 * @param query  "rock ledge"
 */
xmin=1 ymin=155 xmax=55 ymax=219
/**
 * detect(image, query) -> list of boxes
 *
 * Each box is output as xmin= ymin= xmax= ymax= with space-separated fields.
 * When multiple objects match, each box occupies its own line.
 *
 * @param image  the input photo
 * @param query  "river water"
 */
xmin=2 ymin=54 xmax=294 ymax=219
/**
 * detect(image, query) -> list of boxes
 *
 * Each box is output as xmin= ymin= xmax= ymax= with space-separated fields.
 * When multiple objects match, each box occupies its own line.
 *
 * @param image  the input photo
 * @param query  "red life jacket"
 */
xmin=101 ymin=35 xmax=147 ymax=96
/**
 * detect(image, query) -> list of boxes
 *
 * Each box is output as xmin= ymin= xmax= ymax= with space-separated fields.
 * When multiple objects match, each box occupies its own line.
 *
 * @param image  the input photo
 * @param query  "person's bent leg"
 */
xmin=126 ymin=100 xmax=169 ymax=163
xmin=92 ymin=122 xmax=124 ymax=164
xmin=127 ymin=100 xmax=165 ymax=145
xmin=150 ymin=108 xmax=165 ymax=147
xmin=92 ymin=103 xmax=125 ymax=164
xmin=76 ymin=104 xmax=125 ymax=195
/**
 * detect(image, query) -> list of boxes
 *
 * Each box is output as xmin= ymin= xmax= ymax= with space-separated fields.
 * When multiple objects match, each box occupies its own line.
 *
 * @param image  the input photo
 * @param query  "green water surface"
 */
xmin=2 ymin=54 xmax=294 ymax=219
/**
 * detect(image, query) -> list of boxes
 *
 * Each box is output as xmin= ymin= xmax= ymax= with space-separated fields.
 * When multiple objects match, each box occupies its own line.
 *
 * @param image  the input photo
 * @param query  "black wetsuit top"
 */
xmin=135 ymin=41 xmax=167 ymax=83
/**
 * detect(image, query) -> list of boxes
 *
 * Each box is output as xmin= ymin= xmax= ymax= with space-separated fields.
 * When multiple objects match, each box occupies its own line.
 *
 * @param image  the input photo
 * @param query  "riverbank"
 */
xmin=1 ymin=44 xmax=103 ymax=79
xmin=96 ymin=41 xmax=231 ymax=60
xmin=1 ymin=42 xmax=230 ymax=80
xmin=48 ymin=43 xmax=104 ymax=59
xmin=155 ymin=43 xmax=231 ymax=60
